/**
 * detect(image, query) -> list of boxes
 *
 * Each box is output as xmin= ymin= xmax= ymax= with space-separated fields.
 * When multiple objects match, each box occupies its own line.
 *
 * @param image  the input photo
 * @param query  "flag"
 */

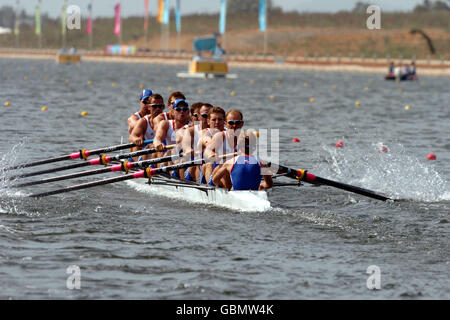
xmin=114 ymin=3 xmax=121 ymax=36
xmin=175 ymin=0 xmax=181 ymax=33
xmin=62 ymin=3 xmax=67 ymax=35
xmin=219 ymin=0 xmax=226 ymax=35
xmin=162 ymin=0 xmax=170 ymax=25
xmin=35 ymin=4 xmax=41 ymax=35
xmin=259 ymin=0 xmax=266 ymax=32
xmin=157 ymin=0 xmax=164 ymax=23
xmin=14 ymin=19 xmax=20 ymax=35
xmin=14 ymin=0 xmax=20 ymax=36
xmin=86 ymin=3 xmax=93 ymax=35
xmin=144 ymin=0 xmax=149 ymax=31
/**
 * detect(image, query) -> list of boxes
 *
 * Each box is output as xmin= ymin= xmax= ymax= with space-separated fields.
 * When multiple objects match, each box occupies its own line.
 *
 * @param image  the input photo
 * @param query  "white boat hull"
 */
xmin=126 ymin=179 xmax=271 ymax=212
xmin=176 ymin=72 xmax=238 ymax=79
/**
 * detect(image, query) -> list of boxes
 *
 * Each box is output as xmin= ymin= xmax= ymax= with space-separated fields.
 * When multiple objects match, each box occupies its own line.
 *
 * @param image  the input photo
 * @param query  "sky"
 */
xmin=1 ymin=0 xmax=424 ymax=18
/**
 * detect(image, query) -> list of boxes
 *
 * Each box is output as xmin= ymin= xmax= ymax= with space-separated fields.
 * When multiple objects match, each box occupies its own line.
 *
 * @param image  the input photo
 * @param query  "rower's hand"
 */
xmin=259 ymin=182 xmax=271 ymax=190
xmin=155 ymin=143 xmax=166 ymax=152
xmin=131 ymin=137 xmax=143 ymax=146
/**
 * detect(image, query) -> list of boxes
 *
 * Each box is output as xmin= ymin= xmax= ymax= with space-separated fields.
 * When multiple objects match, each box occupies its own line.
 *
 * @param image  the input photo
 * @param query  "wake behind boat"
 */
xmin=126 ymin=174 xmax=271 ymax=212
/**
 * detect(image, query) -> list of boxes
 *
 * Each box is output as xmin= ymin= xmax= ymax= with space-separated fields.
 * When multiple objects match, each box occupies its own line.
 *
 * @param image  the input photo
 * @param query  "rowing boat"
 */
xmin=15 ymin=141 xmax=392 ymax=203
xmin=126 ymin=175 xmax=271 ymax=212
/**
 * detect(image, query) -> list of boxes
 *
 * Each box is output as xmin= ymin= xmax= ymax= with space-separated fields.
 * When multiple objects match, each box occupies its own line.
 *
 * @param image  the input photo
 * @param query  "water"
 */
xmin=0 ymin=59 xmax=449 ymax=299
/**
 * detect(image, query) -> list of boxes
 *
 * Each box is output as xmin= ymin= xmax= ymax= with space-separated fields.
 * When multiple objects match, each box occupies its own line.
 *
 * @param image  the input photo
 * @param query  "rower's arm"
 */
xmin=203 ymin=131 xmax=222 ymax=160
xmin=181 ymin=127 xmax=195 ymax=157
xmin=152 ymin=114 xmax=164 ymax=131
xmin=128 ymin=118 xmax=147 ymax=146
xmin=127 ymin=115 xmax=138 ymax=134
xmin=153 ymin=120 xmax=169 ymax=152
xmin=259 ymin=160 xmax=274 ymax=190
xmin=212 ymin=164 xmax=230 ymax=189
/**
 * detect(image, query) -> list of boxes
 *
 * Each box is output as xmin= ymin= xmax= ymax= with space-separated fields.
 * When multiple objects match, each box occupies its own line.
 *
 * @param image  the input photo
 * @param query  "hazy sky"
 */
xmin=1 ymin=0 xmax=423 ymax=18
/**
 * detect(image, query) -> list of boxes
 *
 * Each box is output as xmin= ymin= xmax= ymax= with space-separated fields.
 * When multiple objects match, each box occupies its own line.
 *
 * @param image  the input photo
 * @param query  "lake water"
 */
xmin=0 ymin=58 xmax=449 ymax=299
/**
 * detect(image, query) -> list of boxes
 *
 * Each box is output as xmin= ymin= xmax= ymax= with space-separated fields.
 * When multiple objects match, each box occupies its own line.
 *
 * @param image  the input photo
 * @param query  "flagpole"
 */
xmin=176 ymin=0 xmax=180 ymax=54
xmin=37 ymin=0 xmax=42 ymax=49
xmin=14 ymin=0 xmax=20 ymax=48
xmin=144 ymin=0 xmax=149 ymax=48
xmin=62 ymin=0 xmax=67 ymax=49
xmin=88 ymin=0 xmax=93 ymax=50
xmin=119 ymin=1 xmax=122 ymax=45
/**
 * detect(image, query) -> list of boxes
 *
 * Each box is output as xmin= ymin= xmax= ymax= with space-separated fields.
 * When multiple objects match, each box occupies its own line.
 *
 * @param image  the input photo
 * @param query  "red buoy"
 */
xmin=292 ymin=138 xmax=300 ymax=143
xmin=378 ymin=146 xmax=388 ymax=153
xmin=335 ymin=140 xmax=344 ymax=148
xmin=426 ymin=153 xmax=436 ymax=160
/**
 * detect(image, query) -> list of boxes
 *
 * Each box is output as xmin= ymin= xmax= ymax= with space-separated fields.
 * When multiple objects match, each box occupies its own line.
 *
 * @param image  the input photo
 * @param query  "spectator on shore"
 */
xmin=388 ymin=62 xmax=394 ymax=74
xmin=410 ymin=61 xmax=416 ymax=75
xmin=402 ymin=64 xmax=410 ymax=76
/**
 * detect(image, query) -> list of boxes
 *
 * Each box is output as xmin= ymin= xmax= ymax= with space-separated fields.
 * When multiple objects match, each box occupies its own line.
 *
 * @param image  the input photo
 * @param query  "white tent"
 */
xmin=0 ymin=27 xmax=12 ymax=34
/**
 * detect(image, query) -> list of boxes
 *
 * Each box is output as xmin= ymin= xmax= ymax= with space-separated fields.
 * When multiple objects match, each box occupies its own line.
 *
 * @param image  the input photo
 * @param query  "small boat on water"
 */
xmin=385 ymin=73 xmax=418 ymax=81
xmin=176 ymin=35 xmax=237 ymax=79
xmin=56 ymin=48 xmax=81 ymax=64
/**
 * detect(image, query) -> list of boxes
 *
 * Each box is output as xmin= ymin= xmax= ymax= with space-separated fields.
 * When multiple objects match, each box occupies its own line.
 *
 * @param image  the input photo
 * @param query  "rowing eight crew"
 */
xmin=128 ymin=89 xmax=273 ymax=191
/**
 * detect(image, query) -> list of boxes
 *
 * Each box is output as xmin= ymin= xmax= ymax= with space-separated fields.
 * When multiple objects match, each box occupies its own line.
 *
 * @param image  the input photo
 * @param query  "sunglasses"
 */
xmin=175 ymin=106 xmax=189 ymax=112
xmin=200 ymin=113 xmax=208 ymax=119
xmin=149 ymin=104 xmax=164 ymax=108
xmin=227 ymin=120 xmax=243 ymax=125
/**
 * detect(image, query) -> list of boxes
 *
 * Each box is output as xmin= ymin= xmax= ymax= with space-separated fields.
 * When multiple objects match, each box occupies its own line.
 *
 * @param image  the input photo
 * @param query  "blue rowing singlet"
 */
xmin=230 ymin=155 xmax=261 ymax=190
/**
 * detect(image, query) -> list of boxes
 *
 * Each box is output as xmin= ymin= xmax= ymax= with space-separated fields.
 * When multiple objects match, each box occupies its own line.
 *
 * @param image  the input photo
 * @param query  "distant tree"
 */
xmin=433 ymin=0 xmax=450 ymax=10
xmin=352 ymin=1 xmax=371 ymax=13
xmin=414 ymin=0 xmax=449 ymax=12
xmin=227 ymin=0 xmax=279 ymax=14
xmin=0 ymin=6 xmax=15 ymax=28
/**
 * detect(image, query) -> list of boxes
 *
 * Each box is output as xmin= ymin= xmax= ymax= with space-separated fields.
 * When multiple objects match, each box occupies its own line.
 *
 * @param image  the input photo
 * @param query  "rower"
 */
xmin=128 ymin=93 xmax=165 ymax=161
xmin=181 ymin=103 xmax=213 ymax=181
xmin=127 ymin=89 xmax=152 ymax=134
xmin=193 ymin=106 xmax=226 ymax=183
xmin=153 ymin=99 xmax=191 ymax=174
xmin=189 ymin=102 xmax=204 ymax=124
xmin=203 ymin=109 xmax=244 ymax=186
xmin=153 ymin=91 xmax=186 ymax=130
xmin=212 ymin=130 xmax=273 ymax=191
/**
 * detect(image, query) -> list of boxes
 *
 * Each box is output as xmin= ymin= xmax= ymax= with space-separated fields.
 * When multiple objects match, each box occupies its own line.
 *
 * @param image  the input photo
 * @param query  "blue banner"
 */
xmin=175 ymin=0 xmax=181 ymax=32
xmin=162 ymin=0 xmax=170 ymax=25
xmin=259 ymin=0 xmax=266 ymax=31
xmin=219 ymin=0 xmax=226 ymax=35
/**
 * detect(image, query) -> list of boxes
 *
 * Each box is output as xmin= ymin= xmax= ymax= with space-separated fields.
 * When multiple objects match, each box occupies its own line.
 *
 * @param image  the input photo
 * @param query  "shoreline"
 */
xmin=1 ymin=48 xmax=449 ymax=77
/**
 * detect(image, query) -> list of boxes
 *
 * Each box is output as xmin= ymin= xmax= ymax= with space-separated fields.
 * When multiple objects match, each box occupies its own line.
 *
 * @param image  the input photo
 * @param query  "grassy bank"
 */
xmin=1 ymin=11 xmax=449 ymax=59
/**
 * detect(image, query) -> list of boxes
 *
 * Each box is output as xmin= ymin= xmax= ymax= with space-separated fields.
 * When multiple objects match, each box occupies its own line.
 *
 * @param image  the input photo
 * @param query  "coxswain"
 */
xmin=212 ymin=130 xmax=273 ymax=191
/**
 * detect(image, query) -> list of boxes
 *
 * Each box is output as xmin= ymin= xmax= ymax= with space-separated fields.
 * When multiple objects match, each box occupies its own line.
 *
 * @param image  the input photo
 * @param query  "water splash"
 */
xmin=317 ymin=142 xmax=449 ymax=202
xmin=1 ymin=139 xmax=30 ymax=201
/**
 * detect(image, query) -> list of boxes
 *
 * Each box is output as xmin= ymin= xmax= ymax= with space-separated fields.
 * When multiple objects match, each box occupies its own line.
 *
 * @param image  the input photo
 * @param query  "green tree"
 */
xmin=352 ymin=2 xmax=371 ymax=13
xmin=414 ymin=0 xmax=449 ymax=11
xmin=433 ymin=1 xmax=450 ymax=10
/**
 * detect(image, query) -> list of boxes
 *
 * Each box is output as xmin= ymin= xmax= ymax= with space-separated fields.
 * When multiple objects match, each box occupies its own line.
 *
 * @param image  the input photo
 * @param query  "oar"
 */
xmin=7 ymin=144 xmax=174 ymax=180
xmin=12 ymin=152 xmax=181 ymax=188
xmin=5 ymin=139 xmax=154 ymax=171
xmin=28 ymin=153 xmax=235 ymax=198
xmin=272 ymin=163 xmax=393 ymax=202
